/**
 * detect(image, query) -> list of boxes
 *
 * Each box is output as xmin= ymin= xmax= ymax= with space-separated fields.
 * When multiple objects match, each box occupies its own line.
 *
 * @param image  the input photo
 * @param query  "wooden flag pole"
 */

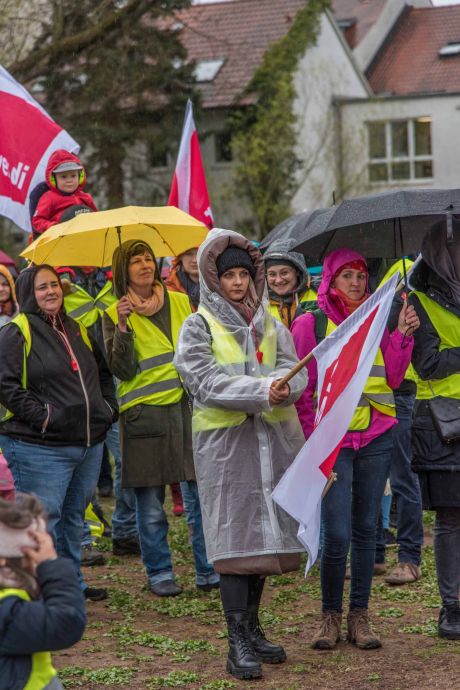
xmin=274 ymin=351 xmax=314 ymax=390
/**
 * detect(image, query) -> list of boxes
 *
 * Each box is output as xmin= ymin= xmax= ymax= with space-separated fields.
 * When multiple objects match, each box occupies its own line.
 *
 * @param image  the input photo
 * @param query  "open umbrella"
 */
xmin=291 ymin=188 xmax=460 ymax=263
xmin=0 ymin=250 xmax=16 ymax=267
xmin=21 ymin=206 xmax=208 ymax=266
xmin=259 ymin=208 xmax=330 ymax=251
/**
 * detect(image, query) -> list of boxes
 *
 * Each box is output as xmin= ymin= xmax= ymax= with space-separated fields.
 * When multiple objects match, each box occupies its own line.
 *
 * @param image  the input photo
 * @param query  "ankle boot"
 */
xmin=247 ymin=605 xmax=286 ymax=663
xmin=347 ymin=608 xmax=381 ymax=649
xmin=225 ymin=612 xmax=262 ymax=680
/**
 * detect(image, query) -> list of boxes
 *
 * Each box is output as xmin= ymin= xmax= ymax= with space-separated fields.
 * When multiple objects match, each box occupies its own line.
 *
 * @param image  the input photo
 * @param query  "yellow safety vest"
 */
xmin=268 ymin=288 xmax=317 ymax=325
xmin=325 ymin=318 xmax=396 ymax=431
xmin=412 ymin=291 xmax=460 ymax=400
xmin=84 ymin=503 xmax=104 ymax=539
xmin=105 ymin=291 xmax=191 ymax=413
xmin=64 ymin=281 xmax=116 ymax=328
xmin=192 ymin=307 xmax=297 ymax=432
xmin=0 ymin=314 xmax=92 ymax=423
xmin=0 ymin=588 xmax=58 ymax=690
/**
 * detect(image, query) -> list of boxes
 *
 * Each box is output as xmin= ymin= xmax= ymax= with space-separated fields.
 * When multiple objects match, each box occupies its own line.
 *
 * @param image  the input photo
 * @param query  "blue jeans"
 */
xmin=135 ymin=480 xmax=218 ymax=587
xmin=181 ymin=480 xmax=219 ymax=586
xmin=106 ymin=423 xmax=137 ymax=540
xmin=0 ymin=435 xmax=103 ymax=586
xmin=321 ymin=429 xmax=393 ymax=611
xmin=376 ymin=394 xmax=423 ymax=565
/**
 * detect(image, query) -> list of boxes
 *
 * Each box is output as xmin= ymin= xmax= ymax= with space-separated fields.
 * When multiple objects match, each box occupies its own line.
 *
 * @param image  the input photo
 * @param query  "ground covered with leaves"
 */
xmin=56 ymin=507 xmax=459 ymax=690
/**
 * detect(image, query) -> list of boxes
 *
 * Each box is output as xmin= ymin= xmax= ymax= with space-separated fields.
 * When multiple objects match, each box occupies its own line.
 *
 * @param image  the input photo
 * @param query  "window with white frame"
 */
xmin=367 ymin=118 xmax=433 ymax=183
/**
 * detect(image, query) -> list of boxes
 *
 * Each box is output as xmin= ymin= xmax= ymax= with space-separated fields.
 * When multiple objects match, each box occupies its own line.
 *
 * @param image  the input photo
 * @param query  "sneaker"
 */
xmin=385 ymin=562 xmax=421 ymax=585
xmin=150 ymin=580 xmax=183 ymax=597
xmin=439 ymin=604 xmax=460 ymax=640
xmin=112 ymin=536 xmax=141 ymax=556
xmin=84 ymin=586 xmax=108 ymax=601
xmin=311 ymin=610 xmax=342 ymax=650
xmin=347 ymin=608 xmax=381 ymax=649
xmin=80 ymin=544 xmax=106 ymax=567
xmin=197 ymin=581 xmax=220 ymax=592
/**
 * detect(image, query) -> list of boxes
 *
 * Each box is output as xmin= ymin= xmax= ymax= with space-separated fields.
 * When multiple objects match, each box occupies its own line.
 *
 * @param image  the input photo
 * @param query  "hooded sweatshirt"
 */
xmin=31 ymin=150 xmax=97 ymax=237
xmin=291 ymin=248 xmax=413 ymax=448
xmin=263 ymin=241 xmax=314 ymax=327
xmin=0 ymin=266 xmax=117 ymax=446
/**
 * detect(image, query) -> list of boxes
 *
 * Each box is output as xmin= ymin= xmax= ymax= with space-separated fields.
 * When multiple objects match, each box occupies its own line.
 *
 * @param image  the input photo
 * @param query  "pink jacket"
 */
xmin=291 ymin=248 xmax=413 ymax=450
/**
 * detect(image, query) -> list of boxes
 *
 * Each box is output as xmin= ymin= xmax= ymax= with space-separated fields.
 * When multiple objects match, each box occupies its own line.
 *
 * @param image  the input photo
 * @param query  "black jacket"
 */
xmin=0 ymin=267 xmax=118 ymax=446
xmin=0 ymin=558 xmax=86 ymax=690
xmin=409 ymin=264 xmax=460 ymax=474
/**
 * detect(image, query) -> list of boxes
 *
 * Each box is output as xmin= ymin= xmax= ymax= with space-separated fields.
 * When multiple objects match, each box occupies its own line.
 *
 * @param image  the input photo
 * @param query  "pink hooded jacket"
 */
xmin=291 ymin=248 xmax=413 ymax=449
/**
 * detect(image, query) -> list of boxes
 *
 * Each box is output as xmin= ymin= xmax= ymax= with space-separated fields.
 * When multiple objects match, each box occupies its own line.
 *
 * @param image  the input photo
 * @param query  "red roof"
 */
xmin=172 ymin=0 xmax=309 ymax=109
xmin=331 ymin=0 xmax=388 ymax=48
xmin=367 ymin=6 xmax=460 ymax=96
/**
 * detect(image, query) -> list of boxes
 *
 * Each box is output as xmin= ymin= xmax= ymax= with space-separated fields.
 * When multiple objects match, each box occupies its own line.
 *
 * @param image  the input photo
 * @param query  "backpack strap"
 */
xmin=311 ymin=308 xmax=327 ymax=345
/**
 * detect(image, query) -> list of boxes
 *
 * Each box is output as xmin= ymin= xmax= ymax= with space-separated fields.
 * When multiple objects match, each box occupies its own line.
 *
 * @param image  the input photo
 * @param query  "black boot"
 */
xmin=439 ymin=604 xmax=460 ymax=640
xmin=226 ymin=612 xmax=262 ymax=680
xmin=248 ymin=605 xmax=286 ymax=663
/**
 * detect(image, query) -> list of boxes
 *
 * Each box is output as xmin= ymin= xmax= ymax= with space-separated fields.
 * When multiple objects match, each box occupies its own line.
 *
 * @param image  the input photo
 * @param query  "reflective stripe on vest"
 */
xmin=105 ymin=291 xmax=191 ymax=413
xmin=64 ymin=284 xmax=99 ymax=328
xmin=0 ymin=315 xmax=92 ymax=423
xmin=94 ymin=281 xmax=116 ymax=315
xmin=85 ymin=502 xmax=104 ymax=538
xmin=413 ymin=291 xmax=460 ymax=400
xmin=325 ymin=318 xmax=396 ymax=431
xmin=0 ymin=588 xmax=58 ymax=689
xmin=192 ymin=307 xmax=298 ymax=432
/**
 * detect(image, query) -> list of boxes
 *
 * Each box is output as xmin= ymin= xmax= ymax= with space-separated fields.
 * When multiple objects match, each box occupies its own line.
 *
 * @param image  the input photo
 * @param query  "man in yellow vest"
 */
xmin=264 ymin=240 xmax=316 ymax=328
xmin=103 ymin=239 xmax=219 ymax=597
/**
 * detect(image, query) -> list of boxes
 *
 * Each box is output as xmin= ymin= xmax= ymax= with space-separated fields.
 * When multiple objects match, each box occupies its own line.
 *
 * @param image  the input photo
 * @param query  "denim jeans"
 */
xmin=180 ymin=480 xmax=219 ymax=586
xmin=106 ymin=423 xmax=137 ymax=540
xmin=321 ymin=429 xmax=393 ymax=611
xmin=135 ymin=480 xmax=218 ymax=587
xmin=376 ymin=394 xmax=423 ymax=565
xmin=0 ymin=434 xmax=103 ymax=586
xmin=434 ymin=508 xmax=460 ymax=607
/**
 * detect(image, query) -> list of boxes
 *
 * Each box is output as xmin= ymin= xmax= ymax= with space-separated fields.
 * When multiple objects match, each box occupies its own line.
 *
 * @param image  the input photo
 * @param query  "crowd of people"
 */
xmin=0 ymin=148 xmax=459 ymax=687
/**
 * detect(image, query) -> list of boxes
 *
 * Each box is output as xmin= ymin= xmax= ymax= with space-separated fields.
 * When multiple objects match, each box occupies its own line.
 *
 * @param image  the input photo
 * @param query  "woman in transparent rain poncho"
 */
xmin=174 ymin=229 xmax=307 ymax=681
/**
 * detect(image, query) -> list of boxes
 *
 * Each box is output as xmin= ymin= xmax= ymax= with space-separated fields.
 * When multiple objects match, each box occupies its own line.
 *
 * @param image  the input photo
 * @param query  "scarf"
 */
xmin=177 ymin=269 xmax=200 ymax=308
xmin=127 ymin=281 xmax=165 ymax=317
xmin=330 ymin=287 xmax=368 ymax=315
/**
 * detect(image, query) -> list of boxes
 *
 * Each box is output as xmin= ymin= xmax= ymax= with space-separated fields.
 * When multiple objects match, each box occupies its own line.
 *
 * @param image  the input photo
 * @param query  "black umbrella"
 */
xmin=259 ymin=208 xmax=330 ymax=251
xmin=291 ymin=188 xmax=460 ymax=263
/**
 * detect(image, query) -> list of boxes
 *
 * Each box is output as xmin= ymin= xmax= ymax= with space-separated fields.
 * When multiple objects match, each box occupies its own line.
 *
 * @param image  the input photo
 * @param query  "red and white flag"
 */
xmin=272 ymin=273 xmax=399 ymax=572
xmin=0 ymin=65 xmax=79 ymax=232
xmin=168 ymin=100 xmax=214 ymax=229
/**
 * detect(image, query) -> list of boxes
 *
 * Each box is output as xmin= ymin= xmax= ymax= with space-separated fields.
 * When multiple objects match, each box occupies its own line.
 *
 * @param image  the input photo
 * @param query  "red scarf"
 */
xmin=334 ymin=287 xmax=367 ymax=314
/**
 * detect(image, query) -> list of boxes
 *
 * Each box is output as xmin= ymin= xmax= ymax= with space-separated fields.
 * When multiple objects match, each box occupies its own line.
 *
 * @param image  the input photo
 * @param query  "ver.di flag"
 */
xmin=272 ymin=273 xmax=399 ymax=572
xmin=0 ymin=65 xmax=79 ymax=232
xmin=168 ymin=99 xmax=214 ymax=229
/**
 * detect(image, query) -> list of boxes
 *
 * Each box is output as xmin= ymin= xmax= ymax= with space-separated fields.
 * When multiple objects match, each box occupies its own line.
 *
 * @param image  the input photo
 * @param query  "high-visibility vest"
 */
xmin=268 ymin=287 xmax=317 ymax=325
xmin=64 ymin=281 xmax=116 ymax=328
xmin=85 ymin=503 xmax=104 ymax=539
xmin=0 ymin=314 xmax=92 ymax=423
xmin=105 ymin=291 xmax=191 ymax=413
xmin=0 ymin=588 xmax=59 ymax=690
xmin=412 ymin=290 xmax=460 ymax=400
xmin=325 ymin=318 xmax=396 ymax=431
xmin=192 ymin=306 xmax=298 ymax=432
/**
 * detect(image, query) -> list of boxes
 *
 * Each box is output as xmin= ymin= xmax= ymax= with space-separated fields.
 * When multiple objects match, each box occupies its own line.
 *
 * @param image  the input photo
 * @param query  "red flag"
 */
xmin=0 ymin=66 xmax=79 ymax=232
xmin=168 ymin=100 xmax=214 ymax=229
xmin=272 ymin=274 xmax=399 ymax=571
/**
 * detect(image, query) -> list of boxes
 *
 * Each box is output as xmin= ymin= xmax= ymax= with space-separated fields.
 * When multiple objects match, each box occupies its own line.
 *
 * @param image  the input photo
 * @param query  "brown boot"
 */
xmin=385 ymin=562 xmax=421 ymax=585
xmin=347 ymin=608 xmax=381 ymax=649
xmin=311 ymin=611 xmax=342 ymax=650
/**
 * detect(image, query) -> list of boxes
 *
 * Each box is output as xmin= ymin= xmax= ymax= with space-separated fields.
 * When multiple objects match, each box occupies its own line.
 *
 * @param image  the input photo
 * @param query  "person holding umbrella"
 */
xmin=103 ymin=240 xmax=218 ymax=597
xmin=291 ymin=248 xmax=419 ymax=650
xmin=409 ymin=223 xmax=460 ymax=640
xmin=263 ymin=241 xmax=316 ymax=328
xmin=174 ymin=229 xmax=307 ymax=680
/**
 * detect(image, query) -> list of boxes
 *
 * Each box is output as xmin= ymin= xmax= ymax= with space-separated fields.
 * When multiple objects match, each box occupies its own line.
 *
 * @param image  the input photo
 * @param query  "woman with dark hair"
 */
xmin=0 ymin=265 xmax=117 ymax=601
xmin=103 ymin=240 xmax=218 ymax=597
xmin=410 ymin=223 xmax=460 ymax=640
xmin=175 ymin=229 xmax=307 ymax=680
xmin=292 ymin=248 xmax=419 ymax=650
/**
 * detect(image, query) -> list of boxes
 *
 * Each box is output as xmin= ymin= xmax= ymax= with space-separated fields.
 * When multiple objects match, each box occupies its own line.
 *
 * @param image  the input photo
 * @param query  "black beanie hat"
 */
xmin=216 ymin=246 xmax=256 ymax=279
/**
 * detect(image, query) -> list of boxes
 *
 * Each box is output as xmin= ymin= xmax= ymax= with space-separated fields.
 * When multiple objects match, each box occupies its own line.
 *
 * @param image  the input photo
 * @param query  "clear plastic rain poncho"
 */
xmin=174 ymin=229 xmax=307 ymax=566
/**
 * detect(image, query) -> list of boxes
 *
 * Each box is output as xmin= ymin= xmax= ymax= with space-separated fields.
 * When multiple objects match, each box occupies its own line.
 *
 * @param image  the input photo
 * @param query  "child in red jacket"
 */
xmin=31 ymin=149 xmax=97 ymax=238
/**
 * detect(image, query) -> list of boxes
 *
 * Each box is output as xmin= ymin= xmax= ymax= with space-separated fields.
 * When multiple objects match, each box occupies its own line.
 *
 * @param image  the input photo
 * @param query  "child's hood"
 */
xmin=45 ymin=150 xmax=87 ymax=191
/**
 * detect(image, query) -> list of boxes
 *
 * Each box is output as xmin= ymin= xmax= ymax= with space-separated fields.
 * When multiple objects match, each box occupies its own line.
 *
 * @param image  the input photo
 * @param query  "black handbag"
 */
xmin=427 ymin=394 xmax=460 ymax=445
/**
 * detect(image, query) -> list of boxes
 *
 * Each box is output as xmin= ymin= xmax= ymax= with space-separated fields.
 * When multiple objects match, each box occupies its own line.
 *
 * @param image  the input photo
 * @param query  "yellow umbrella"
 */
xmin=21 ymin=206 xmax=208 ymax=266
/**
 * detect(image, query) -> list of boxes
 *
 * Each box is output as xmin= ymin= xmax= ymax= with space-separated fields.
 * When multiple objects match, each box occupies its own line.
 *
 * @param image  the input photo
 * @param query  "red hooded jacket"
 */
xmin=31 ymin=150 xmax=98 ymax=236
